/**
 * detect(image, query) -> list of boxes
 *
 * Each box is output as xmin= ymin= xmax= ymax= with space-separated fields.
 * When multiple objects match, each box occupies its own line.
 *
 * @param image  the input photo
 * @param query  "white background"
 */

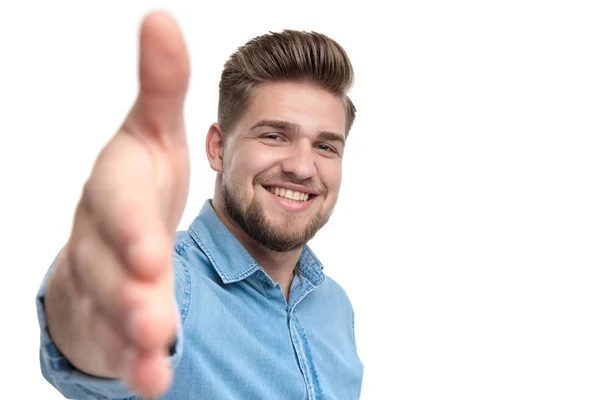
xmin=1 ymin=0 xmax=599 ymax=399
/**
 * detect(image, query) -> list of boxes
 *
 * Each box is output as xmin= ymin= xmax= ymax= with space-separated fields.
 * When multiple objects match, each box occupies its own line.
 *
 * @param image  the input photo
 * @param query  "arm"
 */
xmin=37 ymin=11 xmax=191 ymax=399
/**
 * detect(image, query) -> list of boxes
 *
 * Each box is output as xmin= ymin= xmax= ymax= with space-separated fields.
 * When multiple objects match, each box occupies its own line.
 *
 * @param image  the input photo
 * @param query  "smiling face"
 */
xmin=209 ymin=81 xmax=347 ymax=252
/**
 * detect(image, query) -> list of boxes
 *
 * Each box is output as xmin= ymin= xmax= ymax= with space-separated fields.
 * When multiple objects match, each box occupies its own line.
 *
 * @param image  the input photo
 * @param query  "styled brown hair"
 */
xmin=218 ymin=30 xmax=356 ymax=136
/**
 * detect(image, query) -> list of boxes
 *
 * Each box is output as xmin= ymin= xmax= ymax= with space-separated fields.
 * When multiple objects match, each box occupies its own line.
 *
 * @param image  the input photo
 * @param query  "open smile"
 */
xmin=262 ymin=185 xmax=318 ymax=212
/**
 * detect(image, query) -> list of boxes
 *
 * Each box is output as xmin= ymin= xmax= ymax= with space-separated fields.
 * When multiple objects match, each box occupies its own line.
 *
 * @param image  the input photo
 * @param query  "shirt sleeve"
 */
xmin=37 ymin=251 xmax=186 ymax=400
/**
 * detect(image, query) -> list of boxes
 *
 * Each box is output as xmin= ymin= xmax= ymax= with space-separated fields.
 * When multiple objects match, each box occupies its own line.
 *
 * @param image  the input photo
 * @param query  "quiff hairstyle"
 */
xmin=218 ymin=30 xmax=356 ymax=137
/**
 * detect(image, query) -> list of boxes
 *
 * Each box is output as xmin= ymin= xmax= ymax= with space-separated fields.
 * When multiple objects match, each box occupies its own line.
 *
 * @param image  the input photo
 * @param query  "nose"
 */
xmin=281 ymin=140 xmax=317 ymax=181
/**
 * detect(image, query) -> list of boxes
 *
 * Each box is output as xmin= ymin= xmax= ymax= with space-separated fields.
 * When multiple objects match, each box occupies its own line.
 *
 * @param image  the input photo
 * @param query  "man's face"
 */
xmin=219 ymin=81 xmax=347 ymax=252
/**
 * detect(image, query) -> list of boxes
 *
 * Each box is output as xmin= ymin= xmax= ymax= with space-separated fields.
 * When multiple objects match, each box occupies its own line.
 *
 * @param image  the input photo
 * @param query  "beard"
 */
xmin=221 ymin=176 xmax=333 ymax=252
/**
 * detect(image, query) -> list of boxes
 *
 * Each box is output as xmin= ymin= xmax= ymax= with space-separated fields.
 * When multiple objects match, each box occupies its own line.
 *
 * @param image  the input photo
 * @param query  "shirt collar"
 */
xmin=188 ymin=200 xmax=325 ymax=286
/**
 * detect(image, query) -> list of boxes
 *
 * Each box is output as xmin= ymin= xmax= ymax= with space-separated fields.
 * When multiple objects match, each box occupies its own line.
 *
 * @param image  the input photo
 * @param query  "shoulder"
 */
xmin=172 ymin=230 xmax=212 ymax=272
xmin=321 ymin=274 xmax=351 ymax=300
xmin=311 ymin=273 xmax=356 ymax=316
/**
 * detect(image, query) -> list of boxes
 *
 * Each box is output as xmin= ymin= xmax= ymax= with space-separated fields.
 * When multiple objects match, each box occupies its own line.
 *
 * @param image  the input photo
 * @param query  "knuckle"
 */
xmin=137 ymin=240 xmax=167 ymax=269
xmin=127 ymin=233 xmax=171 ymax=278
xmin=116 ymin=280 xmax=143 ymax=317
xmin=137 ymin=298 xmax=174 ymax=347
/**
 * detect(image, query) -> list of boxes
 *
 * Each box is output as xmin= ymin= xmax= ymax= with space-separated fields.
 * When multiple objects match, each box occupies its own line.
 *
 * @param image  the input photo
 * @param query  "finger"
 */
xmin=124 ymin=11 xmax=190 ymax=146
xmin=68 ymin=210 xmax=176 ymax=350
xmin=87 ymin=309 xmax=130 ymax=376
xmin=123 ymin=347 xmax=173 ymax=399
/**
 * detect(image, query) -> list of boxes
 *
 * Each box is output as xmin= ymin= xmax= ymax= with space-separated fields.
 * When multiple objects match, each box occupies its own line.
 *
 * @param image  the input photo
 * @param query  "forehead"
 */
xmin=237 ymin=81 xmax=346 ymax=135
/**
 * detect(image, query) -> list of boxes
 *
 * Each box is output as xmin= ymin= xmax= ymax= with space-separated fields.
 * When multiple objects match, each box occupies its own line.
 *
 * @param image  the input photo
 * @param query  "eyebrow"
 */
xmin=250 ymin=119 xmax=346 ymax=145
xmin=250 ymin=119 xmax=299 ymax=133
xmin=317 ymin=131 xmax=346 ymax=145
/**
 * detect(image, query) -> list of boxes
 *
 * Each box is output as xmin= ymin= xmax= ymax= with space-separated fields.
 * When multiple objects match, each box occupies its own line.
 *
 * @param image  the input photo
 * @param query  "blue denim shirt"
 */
xmin=37 ymin=200 xmax=363 ymax=399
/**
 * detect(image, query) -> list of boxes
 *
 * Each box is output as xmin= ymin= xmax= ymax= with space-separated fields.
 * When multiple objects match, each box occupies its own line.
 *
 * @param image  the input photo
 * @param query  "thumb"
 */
xmin=125 ymin=12 xmax=190 ymax=143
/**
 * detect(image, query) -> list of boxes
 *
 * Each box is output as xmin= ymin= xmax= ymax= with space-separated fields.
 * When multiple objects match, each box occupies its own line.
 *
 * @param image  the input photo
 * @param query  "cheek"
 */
xmin=222 ymin=153 xmax=248 ymax=194
xmin=252 ymin=146 xmax=285 ymax=169
xmin=320 ymin=161 xmax=343 ymax=193
xmin=246 ymin=146 xmax=287 ymax=181
xmin=224 ymin=148 xmax=277 ymax=193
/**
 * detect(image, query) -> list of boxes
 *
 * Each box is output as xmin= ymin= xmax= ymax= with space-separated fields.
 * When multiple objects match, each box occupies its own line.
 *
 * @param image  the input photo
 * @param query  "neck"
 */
xmin=211 ymin=199 xmax=301 ymax=301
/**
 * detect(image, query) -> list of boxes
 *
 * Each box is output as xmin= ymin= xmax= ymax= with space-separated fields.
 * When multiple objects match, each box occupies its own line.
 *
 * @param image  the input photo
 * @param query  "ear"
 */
xmin=206 ymin=123 xmax=225 ymax=172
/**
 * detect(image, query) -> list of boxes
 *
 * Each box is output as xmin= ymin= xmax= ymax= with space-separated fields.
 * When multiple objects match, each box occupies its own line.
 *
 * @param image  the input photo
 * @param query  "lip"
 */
xmin=262 ymin=185 xmax=317 ymax=213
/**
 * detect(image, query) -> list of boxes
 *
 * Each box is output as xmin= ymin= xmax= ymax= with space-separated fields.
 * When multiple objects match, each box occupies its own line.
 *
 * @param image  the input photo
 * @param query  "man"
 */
xmin=37 ymin=11 xmax=363 ymax=399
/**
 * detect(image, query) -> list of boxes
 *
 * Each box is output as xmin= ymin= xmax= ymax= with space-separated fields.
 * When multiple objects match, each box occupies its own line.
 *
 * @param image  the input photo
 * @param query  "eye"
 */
xmin=315 ymin=143 xmax=336 ymax=153
xmin=262 ymin=134 xmax=285 ymax=142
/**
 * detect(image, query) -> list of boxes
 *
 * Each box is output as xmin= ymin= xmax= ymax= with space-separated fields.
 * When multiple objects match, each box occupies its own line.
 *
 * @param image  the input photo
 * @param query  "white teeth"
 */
xmin=267 ymin=187 xmax=312 ymax=202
